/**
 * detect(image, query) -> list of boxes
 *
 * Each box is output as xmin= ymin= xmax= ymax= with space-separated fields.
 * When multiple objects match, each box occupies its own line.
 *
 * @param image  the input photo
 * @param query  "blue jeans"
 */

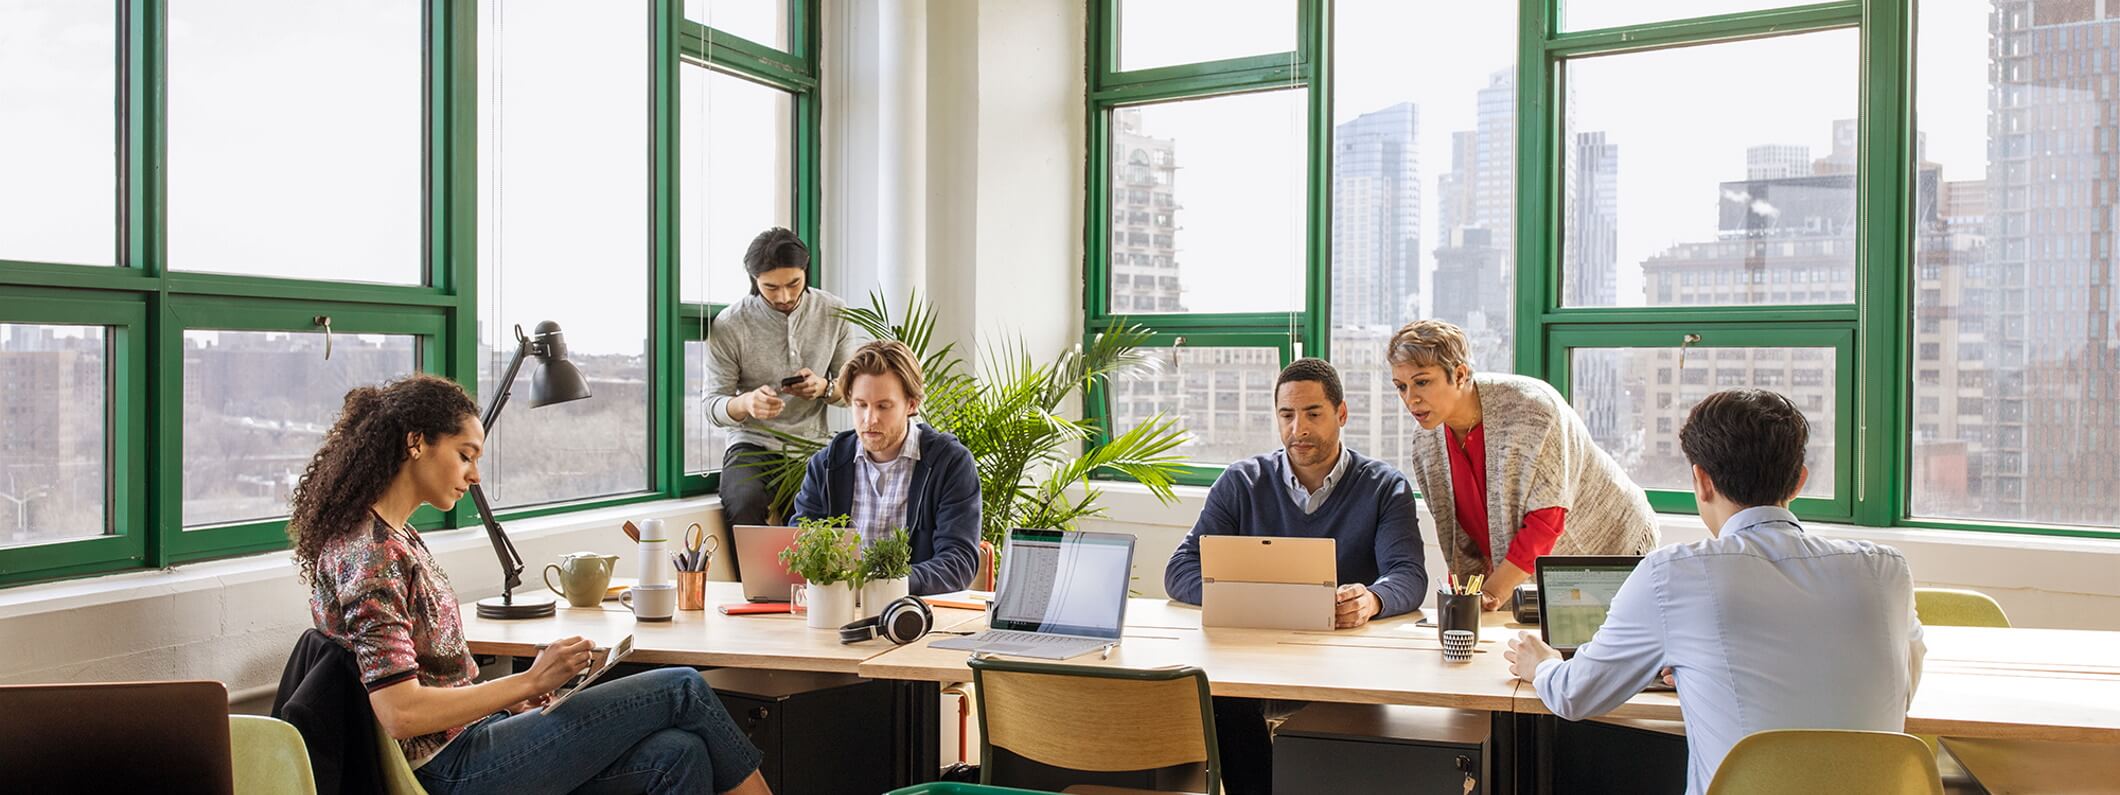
xmin=414 ymin=667 xmax=763 ymax=795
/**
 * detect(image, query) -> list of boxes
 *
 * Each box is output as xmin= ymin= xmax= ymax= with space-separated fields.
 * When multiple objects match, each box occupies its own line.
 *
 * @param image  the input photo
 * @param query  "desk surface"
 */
xmin=1510 ymin=625 xmax=2120 ymax=743
xmin=860 ymin=599 xmax=1527 ymax=711
xmin=460 ymin=583 xmax=988 ymax=675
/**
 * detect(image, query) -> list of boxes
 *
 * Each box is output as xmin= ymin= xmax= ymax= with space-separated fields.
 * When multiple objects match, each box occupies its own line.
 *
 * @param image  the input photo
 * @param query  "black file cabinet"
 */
xmin=704 ymin=668 xmax=896 ymax=795
xmin=1272 ymin=703 xmax=1488 ymax=795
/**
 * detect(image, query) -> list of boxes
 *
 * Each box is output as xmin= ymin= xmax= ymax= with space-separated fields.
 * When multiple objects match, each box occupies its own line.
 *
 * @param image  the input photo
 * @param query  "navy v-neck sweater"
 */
xmin=1163 ymin=448 xmax=1429 ymax=617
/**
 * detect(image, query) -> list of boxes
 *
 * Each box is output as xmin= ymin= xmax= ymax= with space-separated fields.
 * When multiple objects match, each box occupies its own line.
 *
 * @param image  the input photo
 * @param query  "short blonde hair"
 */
xmin=837 ymin=340 xmax=924 ymax=404
xmin=1386 ymin=320 xmax=1474 ymax=383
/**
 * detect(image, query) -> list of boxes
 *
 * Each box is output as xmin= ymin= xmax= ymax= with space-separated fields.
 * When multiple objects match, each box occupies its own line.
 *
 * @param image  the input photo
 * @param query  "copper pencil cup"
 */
xmin=676 ymin=570 xmax=707 ymax=611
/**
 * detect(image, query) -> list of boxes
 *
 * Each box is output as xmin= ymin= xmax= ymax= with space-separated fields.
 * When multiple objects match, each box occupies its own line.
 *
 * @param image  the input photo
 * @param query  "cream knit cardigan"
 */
xmin=1406 ymin=372 xmax=1659 ymax=576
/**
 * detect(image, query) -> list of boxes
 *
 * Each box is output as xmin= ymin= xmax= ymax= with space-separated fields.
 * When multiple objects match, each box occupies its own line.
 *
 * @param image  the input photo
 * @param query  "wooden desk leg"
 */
xmin=892 ymin=680 xmax=941 ymax=787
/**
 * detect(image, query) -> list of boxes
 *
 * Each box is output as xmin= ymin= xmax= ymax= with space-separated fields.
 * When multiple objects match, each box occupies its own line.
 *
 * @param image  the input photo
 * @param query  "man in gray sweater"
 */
xmin=705 ymin=228 xmax=861 ymax=531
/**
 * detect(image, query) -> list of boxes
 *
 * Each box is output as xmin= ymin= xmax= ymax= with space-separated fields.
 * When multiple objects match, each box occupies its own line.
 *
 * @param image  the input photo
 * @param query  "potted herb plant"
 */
xmin=779 ymin=515 xmax=860 ymax=628
xmin=859 ymin=526 xmax=914 ymax=611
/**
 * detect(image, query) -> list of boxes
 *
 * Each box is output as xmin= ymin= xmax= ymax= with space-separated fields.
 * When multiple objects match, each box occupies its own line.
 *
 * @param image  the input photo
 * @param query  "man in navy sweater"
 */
xmin=1164 ymin=357 xmax=1428 ymax=794
xmin=791 ymin=340 xmax=980 ymax=595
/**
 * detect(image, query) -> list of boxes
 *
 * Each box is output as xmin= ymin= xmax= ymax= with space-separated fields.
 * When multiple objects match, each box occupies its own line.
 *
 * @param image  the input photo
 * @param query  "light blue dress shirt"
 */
xmin=1532 ymin=505 xmax=1926 ymax=795
xmin=1278 ymin=445 xmax=1353 ymax=515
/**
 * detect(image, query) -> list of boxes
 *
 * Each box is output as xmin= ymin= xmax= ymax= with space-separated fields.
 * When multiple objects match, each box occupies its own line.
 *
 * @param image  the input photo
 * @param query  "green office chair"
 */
xmin=1914 ymin=588 xmax=2010 ymax=629
xmin=969 ymin=657 xmax=1219 ymax=795
xmin=1706 ymin=729 xmax=1943 ymax=795
xmin=374 ymin=719 xmax=431 ymax=795
xmin=230 ymin=715 xmax=317 ymax=795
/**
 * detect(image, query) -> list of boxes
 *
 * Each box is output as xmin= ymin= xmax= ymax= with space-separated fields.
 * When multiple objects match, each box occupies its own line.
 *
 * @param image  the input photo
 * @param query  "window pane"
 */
xmin=1571 ymin=347 xmax=1835 ymax=499
xmin=0 ymin=2 xmax=116 ymax=266
xmin=681 ymin=66 xmax=794 ymax=306
xmin=1107 ymin=92 xmax=1305 ymax=315
xmin=1328 ymin=328 xmax=1419 ymax=466
xmin=181 ymin=331 xmax=417 ymax=527
xmin=1334 ymin=0 xmax=1517 ymax=380
xmin=1563 ymin=29 xmax=1859 ymax=308
xmin=1910 ymin=3 xmax=2119 ymax=527
xmin=685 ymin=339 xmax=730 ymax=475
xmin=1563 ymin=0 xmax=1796 ymax=32
xmin=1117 ymin=0 xmax=1293 ymax=71
xmin=0 ymin=324 xmax=107 ymax=547
xmin=167 ymin=1 xmax=422 ymax=283
xmin=478 ymin=0 xmax=650 ymax=509
xmin=685 ymin=0 xmax=789 ymax=51
xmin=1108 ymin=346 xmax=1282 ymax=467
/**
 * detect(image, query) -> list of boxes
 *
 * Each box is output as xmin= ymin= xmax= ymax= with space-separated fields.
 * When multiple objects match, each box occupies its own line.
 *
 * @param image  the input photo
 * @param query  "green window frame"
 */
xmin=0 ymin=0 xmax=824 ymax=587
xmin=1083 ymin=0 xmax=1330 ymax=488
xmin=667 ymin=2 xmax=822 ymax=497
xmin=1083 ymin=0 xmax=2119 ymax=541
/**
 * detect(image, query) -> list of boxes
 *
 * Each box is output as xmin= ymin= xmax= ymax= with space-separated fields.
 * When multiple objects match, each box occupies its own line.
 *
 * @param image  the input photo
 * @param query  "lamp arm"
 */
xmin=467 ymin=483 xmax=524 ymax=600
xmin=472 ymin=328 xmax=533 ymax=603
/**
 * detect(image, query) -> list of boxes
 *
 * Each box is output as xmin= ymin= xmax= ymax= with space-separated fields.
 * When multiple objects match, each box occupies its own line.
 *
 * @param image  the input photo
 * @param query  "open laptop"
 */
xmin=733 ymin=525 xmax=805 ymax=602
xmin=1200 ymin=536 xmax=1336 ymax=630
xmin=1536 ymin=555 xmax=1646 ymax=659
xmin=930 ymin=528 xmax=1136 ymax=660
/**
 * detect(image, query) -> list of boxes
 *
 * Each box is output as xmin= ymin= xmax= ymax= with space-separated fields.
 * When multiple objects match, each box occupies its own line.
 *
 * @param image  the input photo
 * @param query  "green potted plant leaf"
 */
xmin=859 ymin=526 xmax=914 ymax=610
xmin=779 ymin=515 xmax=859 ymax=628
xmin=745 ymin=292 xmax=1191 ymax=570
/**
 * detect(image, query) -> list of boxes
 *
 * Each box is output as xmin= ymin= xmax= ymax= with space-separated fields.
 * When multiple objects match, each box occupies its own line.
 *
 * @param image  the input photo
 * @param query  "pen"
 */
xmin=1448 ymin=573 xmax=1458 ymax=594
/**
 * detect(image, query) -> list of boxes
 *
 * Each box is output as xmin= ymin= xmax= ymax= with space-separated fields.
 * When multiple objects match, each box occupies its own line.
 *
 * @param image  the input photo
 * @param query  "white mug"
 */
xmin=621 ymin=584 xmax=677 ymax=621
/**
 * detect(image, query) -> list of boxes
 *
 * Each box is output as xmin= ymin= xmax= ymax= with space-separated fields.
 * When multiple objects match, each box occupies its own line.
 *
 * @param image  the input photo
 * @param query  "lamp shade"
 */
xmin=524 ymin=320 xmax=592 ymax=407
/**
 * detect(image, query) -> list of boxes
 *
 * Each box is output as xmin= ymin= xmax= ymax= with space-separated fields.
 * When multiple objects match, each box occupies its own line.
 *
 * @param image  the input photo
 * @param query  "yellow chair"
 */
xmin=230 ymin=715 xmax=317 ymax=795
xmin=969 ymin=657 xmax=1218 ymax=794
xmin=1705 ymin=729 xmax=1943 ymax=795
xmin=1914 ymin=588 xmax=2011 ymax=628
xmin=374 ymin=719 xmax=431 ymax=795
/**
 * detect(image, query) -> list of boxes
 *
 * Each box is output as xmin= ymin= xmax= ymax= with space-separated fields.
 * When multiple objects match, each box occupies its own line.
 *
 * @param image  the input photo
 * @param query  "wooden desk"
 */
xmin=1509 ymin=625 xmax=2120 ymax=743
xmin=863 ymin=599 xmax=1524 ymax=711
xmin=460 ymin=582 xmax=987 ymax=675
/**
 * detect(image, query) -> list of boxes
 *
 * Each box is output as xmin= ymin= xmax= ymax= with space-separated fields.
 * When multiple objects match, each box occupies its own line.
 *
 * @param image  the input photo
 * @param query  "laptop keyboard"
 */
xmin=978 ymin=630 xmax=1072 ymax=646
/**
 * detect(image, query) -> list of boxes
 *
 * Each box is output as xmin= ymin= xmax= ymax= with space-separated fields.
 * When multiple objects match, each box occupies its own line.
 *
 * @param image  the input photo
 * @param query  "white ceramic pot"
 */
xmin=860 ymin=577 xmax=910 ymax=616
xmin=803 ymin=582 xmax=858 ymax=629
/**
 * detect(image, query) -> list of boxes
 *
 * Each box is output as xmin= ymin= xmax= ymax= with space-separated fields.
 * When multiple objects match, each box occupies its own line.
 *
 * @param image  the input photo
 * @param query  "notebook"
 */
xmin=930 ymin=529 xmax=1135 ymax=660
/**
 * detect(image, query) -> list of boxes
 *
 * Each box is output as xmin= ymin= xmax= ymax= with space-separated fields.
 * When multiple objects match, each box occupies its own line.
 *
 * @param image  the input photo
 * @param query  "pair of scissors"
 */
xmin=678 ymin=522 xmax=719 ymax=571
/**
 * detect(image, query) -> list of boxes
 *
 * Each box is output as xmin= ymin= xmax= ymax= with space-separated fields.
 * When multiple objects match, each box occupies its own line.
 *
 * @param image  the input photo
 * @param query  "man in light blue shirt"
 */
xmin=1506 ymin=389 xmax=1925 ymax=795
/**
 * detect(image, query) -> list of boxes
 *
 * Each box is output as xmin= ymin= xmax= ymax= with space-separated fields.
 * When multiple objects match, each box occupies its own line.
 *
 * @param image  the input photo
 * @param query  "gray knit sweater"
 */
xmin=704 ymin=290 xmax=863 ymax=451
xmin=1405 ymin=372 xmax=1660 ymax=576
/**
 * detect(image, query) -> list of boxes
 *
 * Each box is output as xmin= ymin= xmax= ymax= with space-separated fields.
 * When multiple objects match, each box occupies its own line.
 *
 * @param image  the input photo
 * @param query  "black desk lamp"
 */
xmin=473 ymin=320 xmax=592 ymax=620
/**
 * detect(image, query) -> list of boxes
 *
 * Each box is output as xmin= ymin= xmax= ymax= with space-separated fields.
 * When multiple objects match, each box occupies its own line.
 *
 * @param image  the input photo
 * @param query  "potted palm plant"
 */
xmin=747 ymin=292 xmax=1191 ymax=559
xmin=778 ymin=515 xmax=860 ymax=628
xmin=859 ymin=526 xmax=914 ymax=610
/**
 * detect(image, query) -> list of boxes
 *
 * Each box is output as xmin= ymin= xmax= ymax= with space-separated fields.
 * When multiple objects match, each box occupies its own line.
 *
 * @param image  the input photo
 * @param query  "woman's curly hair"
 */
xmin=289 ymin=374 xmax=479 ymax=584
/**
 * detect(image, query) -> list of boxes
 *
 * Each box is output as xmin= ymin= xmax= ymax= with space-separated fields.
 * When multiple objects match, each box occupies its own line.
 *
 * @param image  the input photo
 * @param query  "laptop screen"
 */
xmin=990 ymin=528 xmax=1135 ymax=639
xmin=1538 ymin=556 xmax=1643 ymax=651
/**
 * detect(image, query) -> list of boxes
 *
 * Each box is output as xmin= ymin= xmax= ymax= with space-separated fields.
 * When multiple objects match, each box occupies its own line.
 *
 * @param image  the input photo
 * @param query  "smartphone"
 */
xmin=779 ymin=374 xmax=807 ymax=388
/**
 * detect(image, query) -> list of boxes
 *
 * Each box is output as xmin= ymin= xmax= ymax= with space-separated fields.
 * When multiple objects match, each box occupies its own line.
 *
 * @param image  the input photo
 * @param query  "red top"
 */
xmin=1445 ymin=425 xmax=1567 ymax=573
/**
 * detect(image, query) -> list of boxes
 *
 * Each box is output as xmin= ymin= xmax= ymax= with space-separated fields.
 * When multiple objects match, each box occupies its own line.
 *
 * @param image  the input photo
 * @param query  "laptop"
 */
xmin=1536 ymin=555 xmax=1646 ymax=659
xmin=930 ymin=528 xmax=1136 ymax=660
xmin=1200 ymin=536 xmax=1336 ymax=630
xmin=733 ymin=525 xmax=806 ymax=602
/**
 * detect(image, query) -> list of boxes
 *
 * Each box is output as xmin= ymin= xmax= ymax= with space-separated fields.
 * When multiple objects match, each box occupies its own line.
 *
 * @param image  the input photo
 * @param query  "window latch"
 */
xmin=1677 ymin=333 xmax=1701 ymax=370
xmin=315 ymin=315 xmax=333 ymax=361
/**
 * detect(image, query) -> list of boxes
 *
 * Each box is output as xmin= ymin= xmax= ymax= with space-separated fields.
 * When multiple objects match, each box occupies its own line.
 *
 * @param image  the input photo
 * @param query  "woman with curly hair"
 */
xmin=290 ymin=374 xmax=768 ymax=795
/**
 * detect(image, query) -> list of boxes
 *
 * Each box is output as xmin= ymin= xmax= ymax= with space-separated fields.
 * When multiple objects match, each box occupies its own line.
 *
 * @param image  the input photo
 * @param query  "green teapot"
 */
xmin=543 ymin=551 xmax=619 ymax=608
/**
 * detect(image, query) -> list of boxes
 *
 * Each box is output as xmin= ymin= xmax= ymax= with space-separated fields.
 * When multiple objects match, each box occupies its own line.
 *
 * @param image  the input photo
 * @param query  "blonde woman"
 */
xmin=1389 ymin=320 xmax=1657 ymax=610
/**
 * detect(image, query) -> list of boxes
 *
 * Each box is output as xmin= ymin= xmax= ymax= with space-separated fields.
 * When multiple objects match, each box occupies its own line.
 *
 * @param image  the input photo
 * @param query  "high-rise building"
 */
xmin=1985 ymin=0 xmax=2120 ymax=525
xmin=1567 ymin=132 xmax=1629 ymax=457
xmin=1332 ymin=102 xmax=1421 ymax=329
xmin=0 ymin=327 xmax=106 ymax=544
xmin=1746 ymin=144 xmax=1811 ymax=180
xmin=1432 ymin=69 xmax=1521 ymax=371
xmin=1109 ymin=108 xmax=1183 ymax=315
